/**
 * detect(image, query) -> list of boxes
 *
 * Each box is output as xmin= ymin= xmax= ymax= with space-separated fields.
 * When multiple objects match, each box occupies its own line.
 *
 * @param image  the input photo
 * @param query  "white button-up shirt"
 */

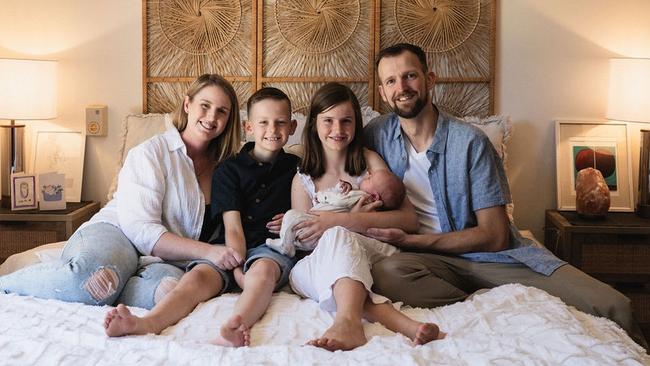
xmin=85 ymin=127 xmax=205 ymax=255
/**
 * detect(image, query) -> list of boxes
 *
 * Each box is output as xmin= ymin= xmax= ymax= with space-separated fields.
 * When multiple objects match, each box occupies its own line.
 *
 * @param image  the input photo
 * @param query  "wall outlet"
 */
xmin=86 ymin=105 xmax=108 ymax=136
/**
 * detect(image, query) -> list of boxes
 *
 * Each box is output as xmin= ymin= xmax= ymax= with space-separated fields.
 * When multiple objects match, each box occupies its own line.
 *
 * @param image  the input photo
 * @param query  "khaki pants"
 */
xmin=371 ymin=252 xmax=647 ymax=348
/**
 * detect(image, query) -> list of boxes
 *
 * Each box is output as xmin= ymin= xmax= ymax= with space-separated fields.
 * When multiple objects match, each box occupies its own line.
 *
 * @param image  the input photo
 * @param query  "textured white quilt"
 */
xmin=0 ymin=284 xmax=647 ymax=365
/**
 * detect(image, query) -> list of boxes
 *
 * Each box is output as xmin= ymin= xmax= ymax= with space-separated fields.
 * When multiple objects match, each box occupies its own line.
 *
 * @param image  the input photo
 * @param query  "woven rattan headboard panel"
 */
xmin=143 ymin=0 xmax=495 ymax=117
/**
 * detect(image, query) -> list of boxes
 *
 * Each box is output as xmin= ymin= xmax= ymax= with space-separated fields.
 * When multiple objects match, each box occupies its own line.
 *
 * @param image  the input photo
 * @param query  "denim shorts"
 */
xmin=184 ymin=244 xmax=296 ymax=294
xmin=244 ymin=244 xmax=297 ymax=291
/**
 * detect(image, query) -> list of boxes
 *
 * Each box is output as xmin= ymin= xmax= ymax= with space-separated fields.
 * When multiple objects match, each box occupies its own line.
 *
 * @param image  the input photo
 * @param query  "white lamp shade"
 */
xmin=0 ymin=59 xmax=58 ymax=120
xmin=607 ymin=58 xmax=650 ymax=123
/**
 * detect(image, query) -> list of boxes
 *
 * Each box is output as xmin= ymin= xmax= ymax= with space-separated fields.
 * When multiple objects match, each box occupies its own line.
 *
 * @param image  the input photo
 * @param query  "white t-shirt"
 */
xmin=403 ymin=141 xmax=441 ymax=233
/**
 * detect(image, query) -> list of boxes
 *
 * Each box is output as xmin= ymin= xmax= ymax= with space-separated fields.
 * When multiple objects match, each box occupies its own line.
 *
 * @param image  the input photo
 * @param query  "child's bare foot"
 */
xmin=412 ymin=322 xmax=445 ymax=345
xmin=104 ymin=304 xmax=148 ymax=337
xmin=211 ymin=315 xmax=250 ymax=347
xmin=306 ymin=319 xmax=366 ymax=351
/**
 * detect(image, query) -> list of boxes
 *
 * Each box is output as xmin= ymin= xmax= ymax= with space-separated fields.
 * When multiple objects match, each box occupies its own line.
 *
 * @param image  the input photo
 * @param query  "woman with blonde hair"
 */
xmin=1 ymin=75 xmax=243 ymax=333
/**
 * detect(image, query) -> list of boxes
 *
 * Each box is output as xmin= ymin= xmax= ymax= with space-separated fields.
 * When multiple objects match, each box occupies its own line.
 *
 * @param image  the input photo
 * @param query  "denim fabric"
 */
xmin=184 ymin=259 xmax=234 ymax=295
xmin=0 ymin=222 xmax=183 ymax=309
xmin=364 ymin=106 xmax=565 ymax=276
xmin=244 ymin=244 xmax=297 ymax=290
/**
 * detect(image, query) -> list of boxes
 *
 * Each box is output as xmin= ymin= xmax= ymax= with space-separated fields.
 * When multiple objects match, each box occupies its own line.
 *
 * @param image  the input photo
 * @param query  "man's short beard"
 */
xmin=392 ymin=96 xmax=427 ymax=119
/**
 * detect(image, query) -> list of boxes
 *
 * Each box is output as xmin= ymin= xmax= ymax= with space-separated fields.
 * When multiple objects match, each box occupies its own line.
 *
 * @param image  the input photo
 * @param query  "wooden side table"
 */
xmin=0 ymin=201 xmax=100 ymax=263
xmin=544 ymin=209 xmax=650 ymax=339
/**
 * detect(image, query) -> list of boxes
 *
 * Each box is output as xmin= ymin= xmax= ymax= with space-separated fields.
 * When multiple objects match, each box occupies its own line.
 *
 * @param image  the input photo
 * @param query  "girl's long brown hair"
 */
xmin=299 ymin=82 xmax=366 ymax=179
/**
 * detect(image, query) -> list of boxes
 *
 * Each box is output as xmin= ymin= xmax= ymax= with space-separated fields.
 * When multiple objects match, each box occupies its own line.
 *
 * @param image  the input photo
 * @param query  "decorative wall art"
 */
xmin=555 ymin=120 xmax=634 ymax=211
xmin=32 ymin=131 xmax=86 ymax=202
xmin=143 ymin=0 xmax=495 ymax=117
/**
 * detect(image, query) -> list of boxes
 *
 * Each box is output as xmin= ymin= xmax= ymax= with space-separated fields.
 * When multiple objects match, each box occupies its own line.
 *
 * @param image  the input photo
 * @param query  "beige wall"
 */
xmin=498 ymin=0 xmax=650 ymax=239
xmin=1 ymin=1 xmax=650 ymax=240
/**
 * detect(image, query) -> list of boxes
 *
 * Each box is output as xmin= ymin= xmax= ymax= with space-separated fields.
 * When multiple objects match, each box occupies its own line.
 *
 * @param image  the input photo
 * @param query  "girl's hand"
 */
xmin=234 ymin=267 xmax=246 ymax=288
xmin=266 ymin=213 xmax=284 ymax=234
xmin=205 ymin=245 xmax=243 ymax=270
xmin=293 ymin=211 xmax=340 ymax=244
xmin=365 ymin=227 xmax=407 ymax=245
xmin=350 ymin=194 xmax=383 ymax=213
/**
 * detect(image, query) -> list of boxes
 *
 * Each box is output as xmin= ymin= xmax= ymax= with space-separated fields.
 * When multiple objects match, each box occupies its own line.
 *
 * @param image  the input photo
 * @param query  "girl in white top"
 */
xmin=289 ymin=83 xmax=444 ymax=351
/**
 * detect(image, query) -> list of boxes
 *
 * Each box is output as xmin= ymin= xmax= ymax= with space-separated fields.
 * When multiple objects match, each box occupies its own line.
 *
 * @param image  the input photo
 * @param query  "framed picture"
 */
xmin=33 ymin=131 xmax=86 ymax=202
xmin=555 ymin=120 xmax=634 ymax=211
xmin=38 ymin=172 xmax=67 ymax=211
xmin=10 ymin=173 xmax=37 ymax=210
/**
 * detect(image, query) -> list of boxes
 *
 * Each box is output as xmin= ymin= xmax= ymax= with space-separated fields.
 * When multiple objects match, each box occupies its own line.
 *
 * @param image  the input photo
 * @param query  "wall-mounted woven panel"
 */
xmin=263 ymin=82 xmax=369 ymax=115
xmin=262 ymin=0 xmax=371 ymax=78
xmin=147 ymin=81 xmax=253 ymax=113
xmin=143 ymin=0 xmax=495 ymax=117
xmin=379 ymin=0 xmax=494 ymax=116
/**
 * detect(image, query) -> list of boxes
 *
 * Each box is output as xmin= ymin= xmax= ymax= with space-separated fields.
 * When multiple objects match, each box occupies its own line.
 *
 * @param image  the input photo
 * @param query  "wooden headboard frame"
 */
xmin=142 ymin=0 xmax=496 ymax=117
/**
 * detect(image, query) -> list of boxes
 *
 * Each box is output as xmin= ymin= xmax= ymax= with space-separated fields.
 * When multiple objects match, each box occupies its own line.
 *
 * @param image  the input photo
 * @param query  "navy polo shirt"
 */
xmin=210 ymin=142 xmax=300 ymax=248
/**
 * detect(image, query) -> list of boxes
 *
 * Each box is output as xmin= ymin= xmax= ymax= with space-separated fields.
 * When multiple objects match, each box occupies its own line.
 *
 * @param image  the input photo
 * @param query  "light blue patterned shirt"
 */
xmin=364 ymin=106 xmax=565 ymax=276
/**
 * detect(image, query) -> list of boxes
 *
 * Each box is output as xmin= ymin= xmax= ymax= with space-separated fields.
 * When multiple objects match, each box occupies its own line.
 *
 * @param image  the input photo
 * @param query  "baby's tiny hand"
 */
xmin=338 ymin=179 xmax=353 ymax=195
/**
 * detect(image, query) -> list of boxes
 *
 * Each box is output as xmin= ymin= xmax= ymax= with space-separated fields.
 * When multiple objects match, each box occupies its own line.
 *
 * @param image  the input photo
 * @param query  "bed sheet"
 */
xmin=0 ymin=284 xmax=647 ymax=365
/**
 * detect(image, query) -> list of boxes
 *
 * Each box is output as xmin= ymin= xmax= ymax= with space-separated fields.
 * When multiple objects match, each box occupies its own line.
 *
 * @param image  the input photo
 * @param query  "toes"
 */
xmin=115 ymin=304 xmax=131 ymax=317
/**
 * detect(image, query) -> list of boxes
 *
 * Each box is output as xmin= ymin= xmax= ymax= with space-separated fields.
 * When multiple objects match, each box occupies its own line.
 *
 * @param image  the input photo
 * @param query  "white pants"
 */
xmin=289 ymin=226 xmax=398 ymax=312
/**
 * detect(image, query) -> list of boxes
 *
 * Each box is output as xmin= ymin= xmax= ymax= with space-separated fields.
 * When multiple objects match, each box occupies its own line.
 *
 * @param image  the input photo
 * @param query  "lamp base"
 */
xmin=1 ymin=194 xmax=10 ymax=209
xmin=637 ymin=204 xmax=650 ymax=219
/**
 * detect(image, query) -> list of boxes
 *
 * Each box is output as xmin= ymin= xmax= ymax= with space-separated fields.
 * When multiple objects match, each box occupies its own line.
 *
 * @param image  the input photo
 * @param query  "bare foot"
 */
xmin=412 ymin=322 xmax=445 ymax=345
xmin=211 ymin=315 xmax=250 ymax=347
xmin=104 ymin=304 xmax=147 ymax=337
xmin=306 ymin=320 xmax=367 ymax=351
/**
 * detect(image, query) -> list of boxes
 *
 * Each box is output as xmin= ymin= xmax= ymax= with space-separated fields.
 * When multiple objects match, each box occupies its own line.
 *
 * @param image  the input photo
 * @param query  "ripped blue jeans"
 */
xmin=0 ymin=222 xmax=183 ymax=309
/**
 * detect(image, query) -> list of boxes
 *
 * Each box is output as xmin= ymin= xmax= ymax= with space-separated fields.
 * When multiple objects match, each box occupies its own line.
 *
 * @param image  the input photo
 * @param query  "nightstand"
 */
xmin=0 ymin=201 xmax=100 ymax=263
xmin=544 ymin=209 xmax=650 ymax=339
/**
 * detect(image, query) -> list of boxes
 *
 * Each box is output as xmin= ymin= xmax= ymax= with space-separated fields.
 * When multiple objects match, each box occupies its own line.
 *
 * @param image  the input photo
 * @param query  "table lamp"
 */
xmin=0 ymin=59 xmax=58 ymax=208
xmin=607 ymin=58 xmax=650 ymax=218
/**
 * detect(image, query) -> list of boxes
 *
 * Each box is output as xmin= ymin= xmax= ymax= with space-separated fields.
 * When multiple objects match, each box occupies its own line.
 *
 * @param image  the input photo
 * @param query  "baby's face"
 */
xmin=360 ymin=175 xmax=381 ymax=201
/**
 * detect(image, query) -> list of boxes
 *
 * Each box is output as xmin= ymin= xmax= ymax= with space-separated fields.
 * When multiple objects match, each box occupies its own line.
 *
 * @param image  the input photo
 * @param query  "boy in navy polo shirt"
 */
xmin=209 ymin=87 xmax=299 ymax=347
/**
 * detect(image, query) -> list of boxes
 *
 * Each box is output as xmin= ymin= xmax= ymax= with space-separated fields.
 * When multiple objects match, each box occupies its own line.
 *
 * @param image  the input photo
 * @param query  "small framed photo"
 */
xmin=10 ymin=173 xmax=37 ymax=211
xmin=32 ymin=130 xmax=86 ymax=202
xmin=555 ymin=120 xmax=634 ymax=211
xmin=39 ymin=172 xmax=67 ymax=211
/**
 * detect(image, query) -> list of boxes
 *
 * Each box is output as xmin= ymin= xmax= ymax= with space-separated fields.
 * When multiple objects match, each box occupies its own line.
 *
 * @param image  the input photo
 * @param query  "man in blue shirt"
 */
xmin=364 ymin=43 xmax=646 ymax=347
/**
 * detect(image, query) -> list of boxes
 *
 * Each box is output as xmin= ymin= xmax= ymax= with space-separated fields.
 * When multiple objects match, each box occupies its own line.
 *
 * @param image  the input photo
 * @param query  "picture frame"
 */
xmin=555 ymin=119 xmax=634 ymax=211
xmin=38 ymin=172 xmax=67 ymax=211
xmin=32 ymin=131 xmax=86 ymax=202
xmin=10 ymin=173 xmax=37 ymax=210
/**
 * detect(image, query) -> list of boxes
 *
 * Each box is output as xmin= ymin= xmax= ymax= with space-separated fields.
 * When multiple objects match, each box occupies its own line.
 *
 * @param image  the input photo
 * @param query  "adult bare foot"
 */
xmin=412 ymin=323 xmax=445 ymax=345
xmin=104 ymin=304 xmax=148 ymax=337
xmin=306 ymin=319 xmax=366 ymax=351
xmin=211 ymin=315 xmax=250 ymax=347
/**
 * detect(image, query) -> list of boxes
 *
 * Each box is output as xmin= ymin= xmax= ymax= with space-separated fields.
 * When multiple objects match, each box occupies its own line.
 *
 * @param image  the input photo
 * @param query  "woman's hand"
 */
xmin=293 ymin=211 xmax=341 ymax=244
xmin=266 ymin=213 xmax=284 ymax=234
xmin=350 ymin=194 xmax=383 ymax=213
xmin=205 ymin=245 xmax=243 ymax=270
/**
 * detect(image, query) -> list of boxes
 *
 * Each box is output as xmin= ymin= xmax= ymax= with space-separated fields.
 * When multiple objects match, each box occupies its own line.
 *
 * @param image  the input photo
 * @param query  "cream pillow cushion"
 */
xmin=106 ymin=113 xmax=171 ymax=201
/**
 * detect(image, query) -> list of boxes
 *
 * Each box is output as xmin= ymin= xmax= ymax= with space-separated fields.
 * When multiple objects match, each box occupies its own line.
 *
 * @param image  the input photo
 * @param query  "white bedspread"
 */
xmin=0 ymin=284 xmax=647 ymax=365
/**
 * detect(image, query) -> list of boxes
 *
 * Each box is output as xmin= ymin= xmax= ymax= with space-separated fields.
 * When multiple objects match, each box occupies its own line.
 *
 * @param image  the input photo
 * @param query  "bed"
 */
xmin=0 ymin=112 xmax=647 ymax=365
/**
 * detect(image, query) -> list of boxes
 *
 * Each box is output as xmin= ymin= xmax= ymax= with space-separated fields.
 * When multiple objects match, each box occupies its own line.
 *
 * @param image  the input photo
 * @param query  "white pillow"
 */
xmin=462 ymin=115 xmax=512 ymax=167
xmin=106 ymin=113 xmax=171 ymax=201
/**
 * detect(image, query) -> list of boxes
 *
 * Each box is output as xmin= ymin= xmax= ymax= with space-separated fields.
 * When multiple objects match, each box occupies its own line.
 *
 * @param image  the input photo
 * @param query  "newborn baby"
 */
xmin=267 ymin=170 xmax=406 ymax=256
